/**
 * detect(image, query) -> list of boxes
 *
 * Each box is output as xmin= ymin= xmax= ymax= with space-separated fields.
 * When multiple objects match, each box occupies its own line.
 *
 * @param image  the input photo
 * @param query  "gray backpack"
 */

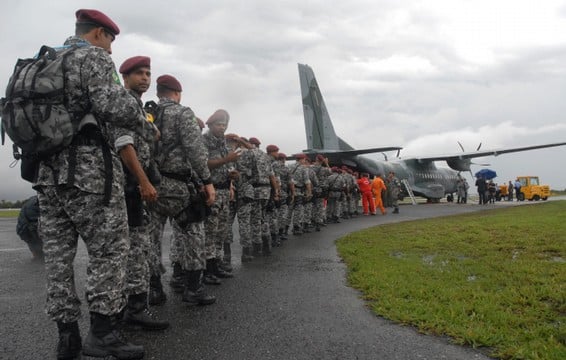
xmin=1 ymin=44 xmax=86 ymax=181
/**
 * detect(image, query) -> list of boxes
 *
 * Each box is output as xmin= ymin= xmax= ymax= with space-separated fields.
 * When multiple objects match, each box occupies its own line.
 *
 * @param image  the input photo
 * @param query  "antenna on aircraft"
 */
xmin=381 ymin=152 xmax=388 ymax=161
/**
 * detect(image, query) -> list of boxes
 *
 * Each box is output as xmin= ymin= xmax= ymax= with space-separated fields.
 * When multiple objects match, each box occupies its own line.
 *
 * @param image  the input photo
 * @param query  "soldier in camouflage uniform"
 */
xmin=34 ymin=9 xmax=145 ymax=359
xmin=304 ymin=157 xmax=319 ymax=232
xmin=276 ymin=153 xmax=294 ymax=240
xmin=202 ymin=110 xmax=239 ymax=284
xmin=289 ymin=154 xmax=312 ymax=235
xmin=326 ymin=167 xmax=345 ymax=223
xmin=148 ymin=74 xmax=216 ymax=307
xmin=387 ymin=171 xmax=402 ymax=214
xmin=117 ymin=56 xmax=169 ymax=331
xmin=338 ymin=167 xmax=352 ymax=219
xmin=266 ymin=145 xmax=283 ymax=246
xmin=352 ymin=171 xmax=362 ymax=215
xmin=311 ymin=155 xmax=330 ymax=230
xmin=248 ymin=137 xmax=279 ymax=256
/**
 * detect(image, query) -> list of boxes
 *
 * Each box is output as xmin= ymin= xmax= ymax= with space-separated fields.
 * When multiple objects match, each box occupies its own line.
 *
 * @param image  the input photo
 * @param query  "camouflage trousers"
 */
xmin=292 ymin=195 xmax=305 ymax=228
xmin=170 ymin=220 xmax=206 ymax=271
xmin=204 ymin=189 xmax=230 ymax=260
xmin=327 ymin=192 xmax=342 ymax=219
xmin=312 ymin=197 xmax=326 ymax=225
xmin=38 ymin=185 xmax=128 ymax=323
xmin=251 ymin=198 xmax=270 ymax=245
xmin=304 ymin=200 xmax=313 ymax=225
xmin=277 ymin=201 xmax=289 ymax=233
xmin=125 ymin=226 xmax=150 ymax=296
xmin=237 ymin=200 xmax=253 ymax=248
xmin=267 ymin=206 xmax=278 ymax=236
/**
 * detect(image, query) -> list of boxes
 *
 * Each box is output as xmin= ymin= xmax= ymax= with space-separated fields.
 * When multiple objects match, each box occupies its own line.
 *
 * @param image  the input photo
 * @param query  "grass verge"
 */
xmin=337 ymin=201 xmax=566 ymax=360
xmin=0 ymin=210 xmax=19 ymax=218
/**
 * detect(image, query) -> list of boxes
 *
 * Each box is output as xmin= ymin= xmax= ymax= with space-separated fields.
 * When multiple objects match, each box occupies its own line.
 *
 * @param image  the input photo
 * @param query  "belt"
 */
xmin=161 ymin=172 xmax=191 ymax=182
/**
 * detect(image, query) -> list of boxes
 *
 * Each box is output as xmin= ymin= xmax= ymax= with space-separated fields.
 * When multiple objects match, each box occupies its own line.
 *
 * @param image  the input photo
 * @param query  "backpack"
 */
xmin=1 ymin=44 xmax=87 ymax=181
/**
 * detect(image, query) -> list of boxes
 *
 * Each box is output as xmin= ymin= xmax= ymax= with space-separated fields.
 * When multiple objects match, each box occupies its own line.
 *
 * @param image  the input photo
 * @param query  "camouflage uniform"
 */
xmin=235 ymin=149 xmax=255 ymax=250
xmin=326 ymin=171 xmax=345 ymax=222
xmin=304 ymin=165 xmax=319 ymax=230
xmin=311 ymin=163 xmax=330 ymax=227
xmin=276 ymin=160 xmax=292 ymax=237
xmin=289 ymin=162 xmax=311 ymax=234
xmin=35 ymin=36 xmax=147 ymax=322
xmin=170 ymin=220 xmax=206 ymax=271
xmin=149 ymin=97 xmax=211 ymax=274
xmin=388 ymin=174 xmax=401 ymax=213
xmin=250 ymin=148 xmax=274 ymax=253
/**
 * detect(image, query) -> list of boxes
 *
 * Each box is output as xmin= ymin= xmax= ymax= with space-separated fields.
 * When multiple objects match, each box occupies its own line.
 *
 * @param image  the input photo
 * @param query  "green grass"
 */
xmin=0 ymin=210 xmax=19 ymax=218
xmin=337 ymin=201 xmax=566 ymax=360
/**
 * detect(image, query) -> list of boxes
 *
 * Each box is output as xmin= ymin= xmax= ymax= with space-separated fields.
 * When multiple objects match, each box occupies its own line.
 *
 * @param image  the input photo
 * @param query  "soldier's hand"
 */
xmin=225 ymin=150 xmax=241 ymax=163
xmin=139 ymin=181 xmax=158 ymax=203
xmin=204 ymin=184 xmax=216 ymax=206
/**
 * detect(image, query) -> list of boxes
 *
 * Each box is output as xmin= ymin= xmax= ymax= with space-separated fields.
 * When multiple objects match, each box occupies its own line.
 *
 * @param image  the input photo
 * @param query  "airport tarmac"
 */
xmin=0 ymin=199 xmax=548 ymax=360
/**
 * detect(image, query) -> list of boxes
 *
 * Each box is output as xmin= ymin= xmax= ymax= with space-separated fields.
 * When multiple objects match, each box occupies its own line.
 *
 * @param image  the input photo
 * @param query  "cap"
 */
xmin=249 ymin=137 xmax=260 ymax=145
xmin=206 ymin=109 xmax=230 ymax=125
xmin=156 ymin=74 xmax=182 ymax=92
xmin=266 ymin=144 xmax=279 ymax=153
xmin=119 ymin=56 xmax=150 ymax=74
xmin=295 ymin=153 xmax=307 ymax=160
xmin=225 ymin=133 xmax=240 ymax=141
xmin=277 ymin=153 xmax=287 ymax=160
xmin=331 ymin=166 xmax=341 ymax=173
xmin=316 ymin=154 xmax=325 ymax=162
xmin=75 ymin=9 xmax=120 ymax=36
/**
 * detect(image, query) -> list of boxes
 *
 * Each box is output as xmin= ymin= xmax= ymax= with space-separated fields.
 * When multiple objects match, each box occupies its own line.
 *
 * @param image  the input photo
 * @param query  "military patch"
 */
xmin=112 ymin=71 xmax=121 ymax=85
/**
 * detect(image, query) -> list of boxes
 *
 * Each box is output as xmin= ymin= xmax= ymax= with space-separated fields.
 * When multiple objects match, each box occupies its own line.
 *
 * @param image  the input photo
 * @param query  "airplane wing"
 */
xmin=413 ymin=142 xmax=566 ymax=162
xmin=306 ymin=147 xmax=402 ymax=157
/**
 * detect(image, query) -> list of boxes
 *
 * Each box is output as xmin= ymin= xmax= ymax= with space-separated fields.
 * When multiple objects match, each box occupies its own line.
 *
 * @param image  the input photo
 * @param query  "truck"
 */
xmin=515 ymin=176 xmax=550 ymax=201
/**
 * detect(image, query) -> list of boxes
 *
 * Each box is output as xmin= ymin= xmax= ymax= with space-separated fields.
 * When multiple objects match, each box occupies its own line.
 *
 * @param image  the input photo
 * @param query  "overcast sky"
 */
xmin=2 ymin=0 xmax=566 ymax=201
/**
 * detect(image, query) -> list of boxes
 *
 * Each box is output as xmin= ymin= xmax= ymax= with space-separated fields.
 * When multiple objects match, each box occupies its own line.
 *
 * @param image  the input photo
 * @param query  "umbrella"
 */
xmin=475 ymin=168 xmax=497 ymax=180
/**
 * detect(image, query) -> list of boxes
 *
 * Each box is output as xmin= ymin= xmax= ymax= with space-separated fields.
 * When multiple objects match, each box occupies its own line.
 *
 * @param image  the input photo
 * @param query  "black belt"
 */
xmin=161 ymin=172 xmax=191 ymax=182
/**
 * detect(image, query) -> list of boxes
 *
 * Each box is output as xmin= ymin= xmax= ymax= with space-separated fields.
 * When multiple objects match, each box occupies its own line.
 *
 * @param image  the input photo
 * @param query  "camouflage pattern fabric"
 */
xmin=170 ymin=220 xmax=206 ymax=271
xmin=204 ymin=189 xmax=230 ymax=260
xmin=125 ymin=226 xmax=150 ymax=296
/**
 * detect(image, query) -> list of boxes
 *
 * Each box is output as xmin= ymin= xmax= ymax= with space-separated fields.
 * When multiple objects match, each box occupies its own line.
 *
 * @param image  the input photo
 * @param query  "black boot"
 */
xmin=279 ymin=228 xmax=288 ymax=241
xmin=182 ymin=270 xmax=216 ymax=305
xmin=252 ymin=243 xmax=262 ymax=256
xmin=393 ymin=207 xmax=399 ymax=214
xmin=204 ymin=259 xmax=221 ymax=285
xmin=169 ymin=262 xmax=185 ymax=294
xmin=212 ymin=258 xmax=234 ymax=278
xmin=123 ymin=293 xmax=169 ymax=331
xmin=82 ymin=312 xmax=144 ymax=359
xmin=262 ymin=236 xmax=272 ymax=256
xmin=221 ymin=242 xmax=233 ymax=272
xmin=241 ymin=247 xmax=254 ymax=263
xmin=293 ymin=225 xmax=303 ymax=235
xmin=303 ymin=223 xmax=311 ymax=233
xmin=149 ymin=274 xmax=167 ymax=306
xmin=56 ymin=321 xmax=81 ymax=360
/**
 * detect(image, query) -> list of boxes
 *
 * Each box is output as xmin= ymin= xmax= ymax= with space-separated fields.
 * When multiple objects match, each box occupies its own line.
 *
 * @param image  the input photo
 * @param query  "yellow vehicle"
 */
xmin=516 ymin=176 xmax=550 ymax=201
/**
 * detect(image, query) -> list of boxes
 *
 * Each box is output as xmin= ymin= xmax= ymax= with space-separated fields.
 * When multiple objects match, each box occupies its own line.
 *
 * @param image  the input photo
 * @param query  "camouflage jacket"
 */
xmin=289 ymin=163 xmax=311 ymax=194
xmin=202 ymin=131 xmax=231 ymax=186
xmin=35 ymin=36 xmax=147 ymax=193
xmin=312 ymin=164 xmax=331 ymax=190
xmin=154 ymin=98 xmax=210 ymax=182
xmin=234 ymin=148 xmax=255 ymax=201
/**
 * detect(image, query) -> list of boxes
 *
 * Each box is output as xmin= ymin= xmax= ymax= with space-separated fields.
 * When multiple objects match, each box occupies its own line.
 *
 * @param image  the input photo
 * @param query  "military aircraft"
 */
xmin=297 ymin=63 xmax=566 ymax=202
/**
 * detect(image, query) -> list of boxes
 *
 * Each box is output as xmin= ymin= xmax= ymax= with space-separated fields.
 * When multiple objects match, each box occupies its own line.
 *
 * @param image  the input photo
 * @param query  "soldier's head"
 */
xmin=278 ymin=152 xmax=287 ymax=163
xmin=75 ymin=9 xmax=119 ymax=54
xmin=206 ymin=110 xmax=230 ymax=138
xmin=156 ymin=75 xmax=182 ymax=103
xmin=295 ymin=153 xmax=307 ymax=164
xmin=119 ymin=56 xmax=151 ymax=97
xmin=266 ymin=144 xmax=279 ymax=158
xmin=248 ymin=137 xmax=261 ymax=148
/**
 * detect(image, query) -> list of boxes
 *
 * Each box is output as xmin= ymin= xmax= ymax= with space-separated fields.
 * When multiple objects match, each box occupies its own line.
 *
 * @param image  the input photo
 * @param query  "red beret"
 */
xmin=206 ymin=109 xmax=230 ymax=125
xmin=156 ymin=74 xmax=182 ymax=92
xmin=119 ymin=56 xmax=150 ymax=74
xmin=249 ymin=137 xmax=261 ymax=145
xmin=316 ymin=154 xmax=325 ymax=162
xmin=277 ymin=153 xmax=287 ymax=160
xmin=266 ymin=144 xmax=279 ymax=153
xmin=295 ymin=153 xmax=307 ymax=160
xmin=225 ymin=133 xmax=240 ymax=141
xmin=75 ymin=9 xmax=120 ymax=36
xmin=331 ymin=167 xmax=341 ymax=173
xmin=196 ymin=117 xmax=205 ymax=129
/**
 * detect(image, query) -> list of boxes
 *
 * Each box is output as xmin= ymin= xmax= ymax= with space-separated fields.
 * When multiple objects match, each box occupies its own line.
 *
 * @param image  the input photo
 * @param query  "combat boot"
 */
xmin=169 ymin=262 xmax=185 ymax=294
xmin=293 ymin=225 xmax=303 ymax=235
xmin=271 ymin=232 xmax=281 ymax=247
xmin=212 ymin=258 xmax=234 ymax=278
xmin=302 ymin=223 xmax=311 ymax=233
xmin=204 ymin=259 xmax=221 ymax=285
xmin=148 ymin=274 xmax=167 ymax=306
xmin=252 ymin=243 xmax=263 ymax=256
xmin=262 ymin=236 xmax=272 ymax=256
xmin=221 ymin=242 xmax=233 ymax=272
xmin=82 ymin=312 xmax=144 ymax=359
xmin=241 ymin=247 xmax=254 ymax=263
xmin=182 ymin=270 xmax=216 ymax=306
xmin=56 ymin=321 xmax=81 ymax=360
xmin=122 ymin=293 xmax=169 ymax=331
xmin=393 ymin=207 xmax=399 ymax=214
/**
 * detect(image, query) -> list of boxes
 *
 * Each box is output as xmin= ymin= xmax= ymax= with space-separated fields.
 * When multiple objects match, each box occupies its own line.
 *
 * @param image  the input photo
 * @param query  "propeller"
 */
xmin=457 ymin=141 xmax=489 ymax=178
xmin=381 ymin=152 xmax=388 ymax=161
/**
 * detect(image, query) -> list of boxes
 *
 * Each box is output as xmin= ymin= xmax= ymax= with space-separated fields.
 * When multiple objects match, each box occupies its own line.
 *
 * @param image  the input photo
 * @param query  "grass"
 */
xmin=0 ymin=210 xmax=19 ymax=218
xmin=337 ymin=201 xmax=566 ymax=360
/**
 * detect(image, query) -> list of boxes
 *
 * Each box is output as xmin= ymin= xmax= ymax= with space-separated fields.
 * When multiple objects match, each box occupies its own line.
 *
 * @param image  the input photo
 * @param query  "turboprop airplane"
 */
xmin=297 ymin=63 xmax=566 ymax=202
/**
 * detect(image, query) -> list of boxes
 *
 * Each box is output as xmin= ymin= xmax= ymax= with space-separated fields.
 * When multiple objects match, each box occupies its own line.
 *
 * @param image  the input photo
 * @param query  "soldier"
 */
xmin=248 ymin=137 xmax=279 ymax=255
xmin=289 ymin=154 xmax=312 ymax=234
xmin=202 ymin=110 xmax=239 ymax=284
xmin=387 ymin=171 xmax=401 ymax=213
xmin=304 ymin=157 xmax=319 ymax=232
xmin=326 ymin=167 xmax=345 ymax=223
xmin=148 ymin=74 xmax=216 ymax=306
xmin=34 ymin=9 xmax=145 ymax=359
xmin=117 ymin=56 xmax=169 ymax=330
xmin=312 ymin=154 xmax=331 ymax=228
xmin=16 ymin=195 xmax=43 ymax=261
xmin=277 ymin=153 xmax=294 ymax=240
xmin=266 ymin=144 xmax=283 ymax=246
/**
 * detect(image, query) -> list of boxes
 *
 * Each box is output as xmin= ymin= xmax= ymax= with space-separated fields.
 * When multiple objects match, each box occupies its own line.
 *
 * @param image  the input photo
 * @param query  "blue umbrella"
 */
xmin=475 ymin=168 xmax=497 ymax=180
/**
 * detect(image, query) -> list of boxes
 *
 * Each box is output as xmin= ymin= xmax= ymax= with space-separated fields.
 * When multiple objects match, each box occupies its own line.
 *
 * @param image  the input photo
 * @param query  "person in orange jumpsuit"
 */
xmin=357 ymin=173 xmax=375 ymax=215
xmin=371 ymin=174 xmax=387 ymax=215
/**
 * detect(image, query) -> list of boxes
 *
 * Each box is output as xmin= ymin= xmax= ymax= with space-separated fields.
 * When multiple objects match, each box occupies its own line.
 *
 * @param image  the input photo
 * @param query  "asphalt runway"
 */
xmin=0 ymin=199 xmax=547 ymax=360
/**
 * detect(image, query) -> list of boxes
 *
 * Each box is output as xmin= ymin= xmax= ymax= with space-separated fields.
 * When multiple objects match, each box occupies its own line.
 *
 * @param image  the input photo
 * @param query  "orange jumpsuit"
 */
xmin=371 ymin=177 xmax=387 ymax=215
xmin=357 ymin=176 xmax=375 ymax=215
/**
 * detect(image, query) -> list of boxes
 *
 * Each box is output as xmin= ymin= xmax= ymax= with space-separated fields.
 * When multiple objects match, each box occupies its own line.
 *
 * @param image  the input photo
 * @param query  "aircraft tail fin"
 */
xmin=298 ymin=63 xmax=345 ymax=151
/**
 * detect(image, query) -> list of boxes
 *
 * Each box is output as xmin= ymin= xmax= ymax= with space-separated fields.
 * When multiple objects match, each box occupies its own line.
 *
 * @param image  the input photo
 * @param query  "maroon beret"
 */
xmin=278 ymin=153 xmax=287 ymax=160
xmin=225 ymin=133 xmax=240 ymax=141
xmin=316 ymin=154 xmax=325 ymax=162
xmin=119 ymin=56 xmax=150 ymax=74
xmin=75 ymin=9 xmax=120 ymax=36
xmin=295 ymin=153 xmax=307 ymax=160
xmin=266 ymin=144 xmax=279 ymax=153
xmin=156 ymin=74 xmax=182 ymax=92
xmin=206 ymin=109 xmax=230 ymax=125
xmin=249 ymin=137 xmax=261 ymax=145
